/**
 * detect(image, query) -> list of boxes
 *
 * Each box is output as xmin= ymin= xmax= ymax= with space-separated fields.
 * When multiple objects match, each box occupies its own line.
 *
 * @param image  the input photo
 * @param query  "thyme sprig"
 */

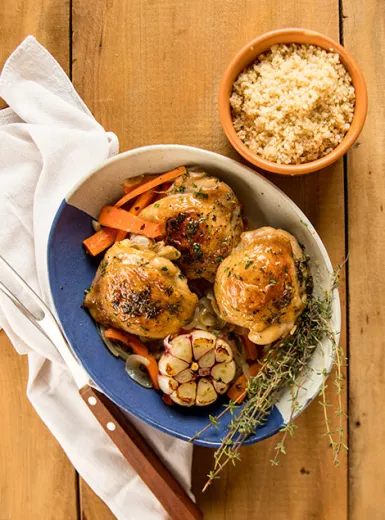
xmin=191 ymin=268 xmax=345 ymax=491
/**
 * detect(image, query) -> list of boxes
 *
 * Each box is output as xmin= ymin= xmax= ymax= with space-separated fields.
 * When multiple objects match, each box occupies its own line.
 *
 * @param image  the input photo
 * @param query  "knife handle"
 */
xmin=79 ymin=385 xmax=202 ymax=520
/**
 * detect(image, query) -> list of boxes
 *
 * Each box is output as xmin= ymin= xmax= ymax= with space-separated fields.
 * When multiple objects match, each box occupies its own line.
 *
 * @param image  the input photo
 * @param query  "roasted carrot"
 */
xmin=115 ymin=188 xmax=157 ymax=242
xmin=83 ymin=227 xmax=118 ymax=256
xmin=162 ymin=394 xmax=174 ymax=406
xmin=128 ymin=188 xmax=156 ymax=215
xmin=115 ymin=166 xmax=186 ymax=208
xmin=99 ymin=206 xmax=163 ymax=238
xmin=242 ymin=335 xmax=259 ymax=361
xmin=105 ymin=328 xmax=149 ymax=356
xmin=84 ymin=172 xmax=178 ymax=250
xmin=121 ymin=175 xmax=151 ymax=194
xmin=154 ymin=181 xmax=172 ymax=201
xmin=115 ymin=229 xmax=128 ymax=242
xmin=104 ymin=328 xmax=160 ymax=389
xmin=143 ymin=357 xmax=160 ymax=390
xmin=227 ymin=363 xmax=262 ymax=404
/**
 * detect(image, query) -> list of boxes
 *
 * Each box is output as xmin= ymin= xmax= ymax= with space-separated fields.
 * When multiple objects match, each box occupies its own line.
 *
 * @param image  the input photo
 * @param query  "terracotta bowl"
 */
xmin=219 ymin=28 xmax=368 ymax=175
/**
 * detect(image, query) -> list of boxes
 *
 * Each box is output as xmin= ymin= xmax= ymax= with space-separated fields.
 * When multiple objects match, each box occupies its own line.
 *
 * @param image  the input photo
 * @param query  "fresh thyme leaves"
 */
xmin=187 ymin=221 xmax=198 ymax=235
xmin=99 ymin=260 xmax=108 ymax=276
xmin=245 ymin=260 xmax=253 ymax=269
xmin=190 ymin=267 xmax=344 ymax=491
xmin=194 ymin=188 xmax=209 ymax=199
xmin=192 ymin=243 xmax=203 ymax=257
xmin=175 ymin=185 xmax=185 ymax=193
xmin=154 ymin=203 xmax=160 ymax=208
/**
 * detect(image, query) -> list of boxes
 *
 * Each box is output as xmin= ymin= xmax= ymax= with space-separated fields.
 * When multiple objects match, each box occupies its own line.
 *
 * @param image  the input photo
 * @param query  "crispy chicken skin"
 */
xmin=214 ymin=227 xmax=309 ymax=345
xmin=84 ymin=239 xmax=198 ymax=339
xmin=139 ymin=171 xmax=243 ymax=282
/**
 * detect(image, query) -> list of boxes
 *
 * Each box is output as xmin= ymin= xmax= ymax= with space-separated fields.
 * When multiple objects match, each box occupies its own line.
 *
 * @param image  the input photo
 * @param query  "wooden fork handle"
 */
xmin=80 ymin=385 xmax=202 ymax=520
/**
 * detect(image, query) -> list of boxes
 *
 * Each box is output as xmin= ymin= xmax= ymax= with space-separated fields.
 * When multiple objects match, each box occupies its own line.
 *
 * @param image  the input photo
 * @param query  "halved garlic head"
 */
xmin=158 ymin=330 xmax=236 ymax=406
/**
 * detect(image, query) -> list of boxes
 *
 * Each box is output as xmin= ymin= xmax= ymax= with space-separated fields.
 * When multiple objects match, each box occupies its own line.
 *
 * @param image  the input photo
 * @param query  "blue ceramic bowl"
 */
xmin=47 ymin=145 xmax=340 ymax=447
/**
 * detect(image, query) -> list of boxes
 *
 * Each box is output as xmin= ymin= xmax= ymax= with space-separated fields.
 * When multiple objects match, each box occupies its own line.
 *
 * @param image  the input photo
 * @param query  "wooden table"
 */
xmin=0 ymin=1 xmax=383 ymax=518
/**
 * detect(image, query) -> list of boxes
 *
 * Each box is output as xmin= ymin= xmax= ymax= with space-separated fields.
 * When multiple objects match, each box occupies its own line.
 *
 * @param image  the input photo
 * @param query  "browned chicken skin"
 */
xmin=214 ymin=227 xmax=310 ymax=345
xmin=139 ymin=171 xmax=244 ymax=282
xmin=84 ymin=239 xmax=198 ymax=338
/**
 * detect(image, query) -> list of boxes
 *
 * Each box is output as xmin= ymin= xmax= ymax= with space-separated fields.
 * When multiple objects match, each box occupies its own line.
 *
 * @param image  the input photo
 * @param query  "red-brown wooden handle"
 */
xmin=80 ymin=385 xmax=202 ymax=520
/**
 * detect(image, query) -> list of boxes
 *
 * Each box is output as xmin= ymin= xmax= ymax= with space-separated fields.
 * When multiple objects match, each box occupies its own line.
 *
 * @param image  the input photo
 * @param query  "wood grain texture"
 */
xmin=72 ymin=1 xmax=347 ymax=519
xmin=0 ymin=2 xmax=77 ymax=519
xmin=79 ymin=386 xmax=202 ymax=520
xmin=79 ymin=479 xmax=115 ymax=520
xmin=0 ymin=332 xmax=77 ymax=520
xmin=0 ymin=0 xmax=69 ymax=107
xmin=342 ymin=1 xmax=385 ymax=518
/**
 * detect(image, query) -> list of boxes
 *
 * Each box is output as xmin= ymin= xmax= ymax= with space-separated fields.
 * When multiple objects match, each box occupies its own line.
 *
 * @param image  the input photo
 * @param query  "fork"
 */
xmin=0 ymin=256 xmax=202 ymax=520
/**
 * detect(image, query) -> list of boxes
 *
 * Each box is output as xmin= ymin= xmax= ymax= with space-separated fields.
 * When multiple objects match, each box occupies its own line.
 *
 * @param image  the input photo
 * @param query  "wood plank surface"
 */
xmin=0 ymin=0 xmax=69 ymax=108
xmin=0 ymin=2 xmax=78 ymax=519
xmin=342 ymin=1 xmax=385 ymax=519
xmin=79 ymin=479 xmax=115 ymax=520
xmin=5 ymin=0 xmax=381 ymax=518
xmin=72 ymin=1 xmax=347 ymax=519
xmin=0 ymin=332 xmax=77 ymax=520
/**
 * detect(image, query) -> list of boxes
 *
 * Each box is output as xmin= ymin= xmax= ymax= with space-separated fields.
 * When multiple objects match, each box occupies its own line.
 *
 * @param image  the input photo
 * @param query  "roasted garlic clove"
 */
xmin=196 ymin=379 xmax=217 ymax=406
xmin=198 ymin=349 xmax=216 ymax=368
xmin=211 ymin=360 xmax=236 ymax=384
xmin=215 ymin=339 xmax=233 ymax=363
xmin=213 ymin=380 xmax=229 ymax=395
xmin=171 ymin=381 xmax=197 ymax=406
xmin=158 ymin=353 xmax=189 ymax=377
xmin=191 ymin=330 xmax=216 ymax=360
xmin=174 ymin=368 xmax=195 ymax=383
xmin=165 ymin=334 xmax=193 ymax=363
xmin=158 ymin=374 xmax=179 ymax=395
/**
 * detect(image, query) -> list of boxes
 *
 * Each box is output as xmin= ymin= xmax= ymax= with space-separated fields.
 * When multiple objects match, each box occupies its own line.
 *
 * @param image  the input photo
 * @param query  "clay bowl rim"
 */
xmin=218 ymin=27 xmax=368 ymax=176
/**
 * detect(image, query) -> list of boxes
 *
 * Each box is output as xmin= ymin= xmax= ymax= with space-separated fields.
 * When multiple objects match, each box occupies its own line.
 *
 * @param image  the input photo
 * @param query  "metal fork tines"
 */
xmin=0 ymin=255 xmax=90 ymax=388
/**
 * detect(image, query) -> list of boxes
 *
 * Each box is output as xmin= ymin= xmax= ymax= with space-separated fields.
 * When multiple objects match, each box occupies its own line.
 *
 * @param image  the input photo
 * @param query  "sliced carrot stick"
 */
xmin=83 ymin=227 xmax=118 ymax=256
xmin=227 ymin=363 xmax=262 ymax=404
xmin=128 ymin=188 xmax=156 ymax=215
xmin=115 ymin=166 xmax=186 ymax=208
xmin=115 ymin=229 xmax=128 ymax=242
xmin=99 ymin=206 xmax=163 ymax=238
xmin=121 ymin=175 xmax=152 ymax=194
xmin=105 ymin=328 xmax=148 ymax=356
xmin=104 ymin=328 xmax=160 ymax=389
xmin=115 ymin=188 xmax=157 ymax=242
xmin=242 ymin=335 xmax=259 ymax=361
xmin=155 ymin=181 xmax=172 ymax=201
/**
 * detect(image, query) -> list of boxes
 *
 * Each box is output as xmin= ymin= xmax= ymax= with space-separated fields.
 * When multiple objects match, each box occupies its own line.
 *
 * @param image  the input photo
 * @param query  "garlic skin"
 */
xmin=158 ymin=330 xmax=236 ymax=406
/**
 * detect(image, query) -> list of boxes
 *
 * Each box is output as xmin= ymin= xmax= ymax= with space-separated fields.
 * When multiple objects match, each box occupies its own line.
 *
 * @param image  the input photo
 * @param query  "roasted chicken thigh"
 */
xmin=214 ymin=227 xmax=310 ymax=345
xmin=139 ymin=171 xmax=243 ymax=282
xmin=84 ymin=239 xmax=198 ymax=338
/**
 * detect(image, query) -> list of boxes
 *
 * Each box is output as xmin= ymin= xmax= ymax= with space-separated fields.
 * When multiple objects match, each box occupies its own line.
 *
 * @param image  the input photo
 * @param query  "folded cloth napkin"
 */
xmin=0 ymin=36 xmax=193 ymax=520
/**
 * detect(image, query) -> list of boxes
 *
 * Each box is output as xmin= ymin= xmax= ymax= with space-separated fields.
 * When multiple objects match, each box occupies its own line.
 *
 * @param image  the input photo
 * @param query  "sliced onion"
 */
xmin=200 ymin=308 xmax=217 ymax=327
xmin=130 ymin=234 xmax=153 ymax=247
xmin=156 ymin=245 xmax=181 ymax=260
xmin=97 ymin=324 xmax=130 ymax=361
xmin=125 ymin=355 xmax=153 ymax=388
xmin=242 ymin=362 xmax=252 ymax=378
xmin=92 ymin=220 xmax=102 ymax=232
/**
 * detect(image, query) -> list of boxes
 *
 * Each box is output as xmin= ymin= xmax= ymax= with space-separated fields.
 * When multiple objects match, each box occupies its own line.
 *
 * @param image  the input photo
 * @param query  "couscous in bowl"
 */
xmin=219 ymin=28 xmax=368 ymax=175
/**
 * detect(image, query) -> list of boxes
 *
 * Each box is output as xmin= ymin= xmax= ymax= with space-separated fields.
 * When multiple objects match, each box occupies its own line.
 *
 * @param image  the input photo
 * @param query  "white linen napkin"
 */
xmin=0 ymin=36 xmax=193 ymax=520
